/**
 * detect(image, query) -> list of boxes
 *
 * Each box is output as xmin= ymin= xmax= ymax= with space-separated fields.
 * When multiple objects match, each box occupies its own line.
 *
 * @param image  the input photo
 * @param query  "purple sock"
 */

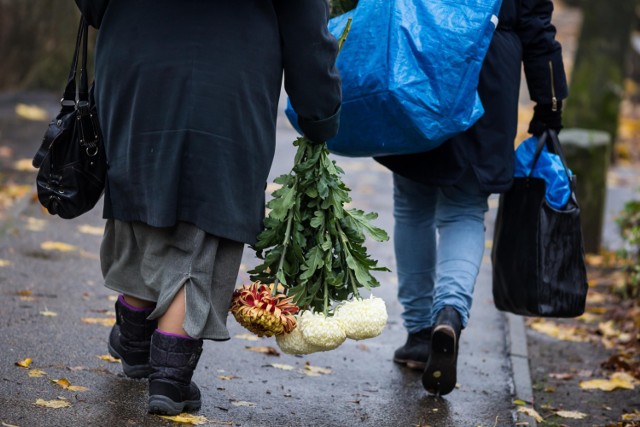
xmin=118 ymin=294 xmax=154 ymax=312
xmin=156 ymin=329 xmax=196 ymax=340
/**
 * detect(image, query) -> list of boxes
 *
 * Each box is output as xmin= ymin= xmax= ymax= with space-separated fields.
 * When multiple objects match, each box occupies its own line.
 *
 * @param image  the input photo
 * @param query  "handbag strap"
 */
xmin=528 ymin=129 xmax=572 ymax=180
xmin=61 ymin=17 xmax=90 ymax=107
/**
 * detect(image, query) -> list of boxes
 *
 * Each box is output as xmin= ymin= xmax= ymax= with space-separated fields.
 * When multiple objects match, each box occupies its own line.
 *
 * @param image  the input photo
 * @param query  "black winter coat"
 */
xmin=74 ymin=0 xmax=342 ymax=244
xmin=375 ymin=0 xmax=568 ymax=193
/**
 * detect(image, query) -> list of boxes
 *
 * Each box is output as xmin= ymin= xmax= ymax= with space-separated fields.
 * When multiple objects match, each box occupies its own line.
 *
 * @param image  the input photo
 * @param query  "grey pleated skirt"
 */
xmin=100 ymin=219 xmax=244 ymax=341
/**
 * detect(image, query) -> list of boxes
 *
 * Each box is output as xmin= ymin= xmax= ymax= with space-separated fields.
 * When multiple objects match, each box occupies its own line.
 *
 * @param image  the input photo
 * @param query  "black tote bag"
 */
xmin=491 ymin=129 xmax=588 ymax=317
xmin=32 ymin=16 xmax=106 ymax=220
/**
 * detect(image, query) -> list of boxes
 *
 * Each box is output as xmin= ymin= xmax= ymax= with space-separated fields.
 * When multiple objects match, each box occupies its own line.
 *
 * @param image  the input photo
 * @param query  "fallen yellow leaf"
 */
xmin=2 ymin=421 xmax=20 ymax=427
xmin=97 ymin=354 xmax=121 ymax=363
xmin=13 ymin=158 xmax=36 ymax=172
xmin=0 ymin=259 xmax=12 ymax=267
xmin=40 ymin=310 xmax=58 ymax=317
xmin=33 ymin=398 xmax=71 ymax=409
xmin=245 ymin=346 xmax=279 ymax=356
xmin=77 ymin=224 xmax=104 ymax=236
xmin=303 ymin=364 xmax=332 ymax=376
xmin=15 ymin=358 xmax=32 ymax=368
xmin=28 ymin=369 xmax=47 ymax=378
xmin=217 ymin=375 xmax=240 ymax=381
xmin=158 ymin=414 xmax=219 ymax=425
xmin=81 ymin=317 xmax=116 ymax=327
xmin=556 ymin=410 xmax=587 ymax=420
xmin=15 ymin=103 xmax=49 ymax=121
xmin=270 ymin=363 xmax=295 ymax=371
xmin=16 ymin=290 xmax=33 ymax=296
xmin=40 ymin=241 xmax=77 ymax=252
xmin=234 ymin=333 xmax=260 ymax=341
xmin=231 ymin=400 xmax=256 ymax=407
xmin=51 ymin=378 xmax=89 ymax=392
xmin=579 ymin=372 xmax=636 ymax=391
xmin=512 ymin=399 xmax=527 ymax=406
xmin=25 ymin=217 xmax=47 ymax=232
xmin=517 ymin=406 xmax=544 ymax=422
xmin=529 ymin=320 xmax=589 ymax=342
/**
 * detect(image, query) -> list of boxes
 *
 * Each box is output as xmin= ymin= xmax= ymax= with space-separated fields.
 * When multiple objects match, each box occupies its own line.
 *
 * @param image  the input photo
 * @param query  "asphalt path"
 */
xmin=0 ymin=91 xmax=523 ymax=427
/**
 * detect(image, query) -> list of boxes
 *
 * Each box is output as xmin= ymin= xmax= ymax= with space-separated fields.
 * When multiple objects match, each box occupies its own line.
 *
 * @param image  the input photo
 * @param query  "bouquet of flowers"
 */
xmin=230 ymin=19 xmax=390 ymax=354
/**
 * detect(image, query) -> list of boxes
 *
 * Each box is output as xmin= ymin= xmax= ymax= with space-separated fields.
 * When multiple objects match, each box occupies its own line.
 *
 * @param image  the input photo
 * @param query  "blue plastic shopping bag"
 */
xmin=286 ymin=0 xmax=502 ymax=157
xmin=514 ymin=135 xmax=573 ymax=209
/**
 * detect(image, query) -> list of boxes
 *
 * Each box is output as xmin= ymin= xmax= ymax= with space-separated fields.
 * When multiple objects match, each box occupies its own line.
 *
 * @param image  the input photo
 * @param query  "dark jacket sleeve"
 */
xmin=74 ymin=0 xmax=110 ymax=28
xmin=274 ymin=0 xmax=342 ymax=142
xmin=516 ymin=0 xmax=568 ymax=104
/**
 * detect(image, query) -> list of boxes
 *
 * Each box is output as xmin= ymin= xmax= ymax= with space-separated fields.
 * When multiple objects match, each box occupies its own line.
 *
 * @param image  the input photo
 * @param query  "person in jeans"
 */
xmin=376 ymin=0 xmax=567 ymax=396
xmin=74 ymin=0 xmax=341 ymax=415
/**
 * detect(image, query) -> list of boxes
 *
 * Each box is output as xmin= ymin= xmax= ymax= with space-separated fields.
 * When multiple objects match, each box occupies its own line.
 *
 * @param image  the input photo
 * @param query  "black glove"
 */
xmin=528 ymin=101 xmax=563 ymax=136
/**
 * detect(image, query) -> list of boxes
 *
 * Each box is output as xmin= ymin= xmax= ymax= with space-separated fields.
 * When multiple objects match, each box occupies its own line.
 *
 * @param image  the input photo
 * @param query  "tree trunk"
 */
xmin=563 ymin=0 xmax=638 ymax=150
xmin=0 ymin=0 xmax=84 ymax=91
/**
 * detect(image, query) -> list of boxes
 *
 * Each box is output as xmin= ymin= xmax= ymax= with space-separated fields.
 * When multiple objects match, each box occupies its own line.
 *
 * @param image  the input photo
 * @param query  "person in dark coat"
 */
xmin=376 ymin=0 xmax=567 ymax=396
xmin=74 ymin=0 xmax=341 ymax=415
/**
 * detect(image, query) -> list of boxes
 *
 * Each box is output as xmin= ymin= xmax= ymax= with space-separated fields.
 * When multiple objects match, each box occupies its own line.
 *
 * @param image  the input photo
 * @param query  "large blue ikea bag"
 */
xmin=285 ymin=0 xmax=502 ymax=157
xmin=514 ymin=135 xmax=573 ymax=210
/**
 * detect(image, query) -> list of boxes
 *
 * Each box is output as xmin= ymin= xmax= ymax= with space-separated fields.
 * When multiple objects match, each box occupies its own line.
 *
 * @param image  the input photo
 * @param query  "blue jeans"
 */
xmin=393 ymin=171 xmax=490 ymax=333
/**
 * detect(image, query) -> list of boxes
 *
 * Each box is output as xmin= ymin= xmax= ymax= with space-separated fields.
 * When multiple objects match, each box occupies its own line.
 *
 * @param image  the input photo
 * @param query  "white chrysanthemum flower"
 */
xmin=299 ymin=311 xmax=346 ymax=350
xmin=275 ymin=323 xmax=323 ymax=355
xmin=334 ymin=296 xmax=388 ymax=340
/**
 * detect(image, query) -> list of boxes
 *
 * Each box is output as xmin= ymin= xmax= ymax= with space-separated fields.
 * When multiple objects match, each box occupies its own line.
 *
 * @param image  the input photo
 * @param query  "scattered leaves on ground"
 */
xmin=97 ymin=354 xmax=120 ymax=363
xmin=579 ymin=372 xmax=637 ymax=391
xmin=39 ymin=310 xmax=57 ymax=317
xmin=15 ymin=358 xmax=32 ymax=368
xmin=303 ymin=363 xmax=332 ymax=376
xmin=517 ymin=406 xmax=543 ymax=422
xmin=77 ymin=224 xmax=103 ymax=236
xmin=40 ymin=241 xmax=77 ymax=252
xmin=230 ymin=400 xmax=256 ymax=407
xmin=234 ymin=333 xmax=260 ymax=341
xmin=15 ymin=104 xmax=48 ymax=121
xmin=217 ymin=375 xmax=240 ymax=381
xmin=81 ymin=317 xmax=116 ymax=327
xmin=50 ymin=378 xmax=89 ymax=392
xmin=269 ymin=363 xmax=295 ymax=371
xmin=28 ymin=369 xmax=47 ymax=378
xmin=33 ymin=398 xmax=70 ymax=409
xmin=527 ymin=319 xmax=590 ymax=342
xmin=158 ymin=413 xmax=213 ymax=425
xmin=555 ymin=410 xmax=588 ymax=420
xmin=245 ymin=346 xmax=279 ymax=356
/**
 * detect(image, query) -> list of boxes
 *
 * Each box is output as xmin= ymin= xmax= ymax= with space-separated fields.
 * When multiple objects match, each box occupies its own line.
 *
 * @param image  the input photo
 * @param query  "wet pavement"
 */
xmin=2 ymin=79 xmax=639 ymax=425
xmin=0 ymin=91 xmax=523 ymax=427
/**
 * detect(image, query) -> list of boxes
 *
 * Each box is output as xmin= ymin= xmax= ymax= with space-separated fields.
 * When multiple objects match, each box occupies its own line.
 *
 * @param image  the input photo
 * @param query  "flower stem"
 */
xmin=273 ymin=178 xmax=297 ymax=296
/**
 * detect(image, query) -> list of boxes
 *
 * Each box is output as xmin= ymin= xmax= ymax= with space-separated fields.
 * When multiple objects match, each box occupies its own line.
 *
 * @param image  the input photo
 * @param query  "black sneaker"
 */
xmin=422 ymin=306 xmax=462 ymax=396
xmin=393 ymin=327 xmax=432 ymax=370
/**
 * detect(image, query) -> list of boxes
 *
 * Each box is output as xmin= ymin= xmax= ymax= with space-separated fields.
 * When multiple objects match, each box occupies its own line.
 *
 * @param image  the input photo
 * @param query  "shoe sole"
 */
xmin=108 ymin=342 xmax=153 ymax=379
xmin=393 ymin=357 xmax=426 ymax=370
xmin=148 ymin=395 xmax=202 ymax=415
xmin=421 ymin=325 xmax=457 ymax=396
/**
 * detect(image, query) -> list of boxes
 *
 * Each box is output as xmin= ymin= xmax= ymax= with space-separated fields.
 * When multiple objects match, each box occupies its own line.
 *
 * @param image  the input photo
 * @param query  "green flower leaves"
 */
xmin=249 ymin=138 xmax=389 ymax=314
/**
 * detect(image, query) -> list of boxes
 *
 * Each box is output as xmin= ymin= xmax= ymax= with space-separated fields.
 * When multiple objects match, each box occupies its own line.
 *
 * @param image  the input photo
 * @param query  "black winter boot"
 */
xmin=108 ymin=295 xmax=157 ymax=378
xmin=148 ymin=331 xmax=203 ymax=415
xmin=393 ymin=327 xmax=432 ymax=370
xmin=422 ymin=306 xmax=462 ymax=396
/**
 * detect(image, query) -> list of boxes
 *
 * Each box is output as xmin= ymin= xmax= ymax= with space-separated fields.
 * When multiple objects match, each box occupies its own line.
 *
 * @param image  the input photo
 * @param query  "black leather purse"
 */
xmin=492 ymin=130 xmax=588 ymax=317
xmin=32 ymin=16 xmax=106 ymax=219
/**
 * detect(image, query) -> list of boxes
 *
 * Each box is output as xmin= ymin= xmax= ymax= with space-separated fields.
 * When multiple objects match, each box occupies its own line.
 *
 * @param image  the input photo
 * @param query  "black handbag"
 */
xmin=491 ymin=129 xmax=588 ymax=317
xmin=32 ymin=16 xmax=106 ymax=220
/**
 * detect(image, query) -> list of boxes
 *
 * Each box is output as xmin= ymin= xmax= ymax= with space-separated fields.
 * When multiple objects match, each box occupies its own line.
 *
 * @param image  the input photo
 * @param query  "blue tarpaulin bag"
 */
xmin=285 ymin=0 xmax=502 ymax=157
xmin=514 ymin=135 xmax=573 ymax=209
